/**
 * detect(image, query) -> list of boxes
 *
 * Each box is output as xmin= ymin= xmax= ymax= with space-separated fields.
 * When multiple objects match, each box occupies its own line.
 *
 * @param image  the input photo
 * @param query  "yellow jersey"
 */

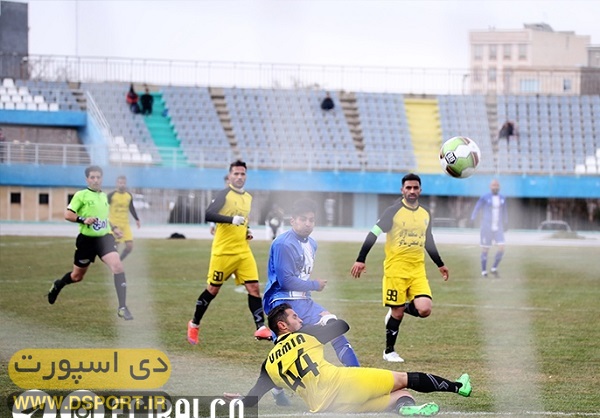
xmin=362 ymin=199 xmax=444 ymax=278
xmin=244 ymin=320 xmax=395 ymax=413
xmin=107 ymin=190 xmax=139 ymax=227
xmin=206 ymin=186 xmax=252 ymax=255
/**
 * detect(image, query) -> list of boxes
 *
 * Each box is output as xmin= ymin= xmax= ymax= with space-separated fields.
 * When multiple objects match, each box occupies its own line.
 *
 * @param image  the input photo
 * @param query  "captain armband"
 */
xmin=370 ymin=225 xmax=383 ymax=236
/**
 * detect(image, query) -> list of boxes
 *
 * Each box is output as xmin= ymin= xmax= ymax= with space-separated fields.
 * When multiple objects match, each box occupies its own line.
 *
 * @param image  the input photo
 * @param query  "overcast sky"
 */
xmin=21 ymin=0 xmax=600 ymax=69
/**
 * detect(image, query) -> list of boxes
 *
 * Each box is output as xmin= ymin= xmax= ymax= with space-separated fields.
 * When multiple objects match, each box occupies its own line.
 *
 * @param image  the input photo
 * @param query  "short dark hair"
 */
xmin=229 ymin=160 xmax=247 ymax=171
xmin=117 ymin=175 xmax=126 ymax=181
xmin=402 ymin=173 xmax=421 ymax=186
xmin=291 ymin=198 xmax=317 ymax=217
xmin=85 ymin=165 xmax=103 ymax=177
xmin=268 ymin=303 xmax=292 ymax=336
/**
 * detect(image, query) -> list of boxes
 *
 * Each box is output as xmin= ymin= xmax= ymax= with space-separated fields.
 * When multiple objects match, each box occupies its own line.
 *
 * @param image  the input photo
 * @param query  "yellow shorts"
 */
xmin=113 ymin=223 xmax=133 ymax=244
xmin=382 ymin=272 xmax=431 ymax=307
xmin=327 ymin=367 xmax=394 ymax=413
xmin=206 ymin=252 xmax=259 ymax=286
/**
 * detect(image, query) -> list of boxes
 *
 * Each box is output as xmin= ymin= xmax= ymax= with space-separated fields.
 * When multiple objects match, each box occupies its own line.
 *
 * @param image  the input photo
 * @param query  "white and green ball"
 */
xmin=439 ymin=136 xmax=481 ymax=178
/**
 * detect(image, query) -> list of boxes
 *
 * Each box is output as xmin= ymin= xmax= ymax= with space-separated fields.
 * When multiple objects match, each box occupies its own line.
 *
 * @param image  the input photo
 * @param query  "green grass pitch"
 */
xmin=1 ymin=235 xmax=599 ymax=417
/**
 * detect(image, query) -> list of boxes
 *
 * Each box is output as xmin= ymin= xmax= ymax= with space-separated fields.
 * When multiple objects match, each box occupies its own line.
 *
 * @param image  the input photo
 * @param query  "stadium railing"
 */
xmin=3 ymin=141 xmax=598 ymax=175
xmin=15 ymin=54 xmax=599 ymax=95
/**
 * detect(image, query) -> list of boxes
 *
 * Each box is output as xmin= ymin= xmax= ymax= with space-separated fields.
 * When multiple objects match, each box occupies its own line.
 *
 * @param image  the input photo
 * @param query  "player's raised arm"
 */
xmin=300 ymin=319 xmax=350 ymax=344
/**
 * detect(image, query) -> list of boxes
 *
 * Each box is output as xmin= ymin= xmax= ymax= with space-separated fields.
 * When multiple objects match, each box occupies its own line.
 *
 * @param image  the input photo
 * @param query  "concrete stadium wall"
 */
xmin=0 ymin=110 xmax=86 ymax=127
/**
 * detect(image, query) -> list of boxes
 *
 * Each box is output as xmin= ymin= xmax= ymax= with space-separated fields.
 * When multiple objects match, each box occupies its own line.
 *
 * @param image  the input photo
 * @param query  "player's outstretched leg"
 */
xmin=395 ymin=395 xmax=439 ymax=416
xmin=331 ymin=335 xmax=360 ymax=366
xmin=398 ymin=402 xmax=440 ymax=416
xmin=48 ymin=272 xmax=74 ymax=304
xmin=384 ymin=309 xmax=405 ymax=362
xmin=271 ymin=388 xmax=291 ymax=406
xmin=456 ymin=373 xmax=472 ymax=397
xmin=188 ymin=289 xmax=216 ymax=345
xmin=406 ymin=372 xmax=472 ymax=397
xmin=118 ymin=306 xmax=133 ymax=320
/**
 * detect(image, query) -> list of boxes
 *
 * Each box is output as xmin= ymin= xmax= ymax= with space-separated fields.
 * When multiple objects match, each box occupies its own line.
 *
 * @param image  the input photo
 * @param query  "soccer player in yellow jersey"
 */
xmin=187 ymin=160 xmax=271 ymax=344
xmin=227 ymin=303 xmax=471 ymax=416
xmin=351 ymin=173 xmax=449 ymax=363
xmin=107 ymin=175 xmax=141 ymax=260
xmin=47 ymin=166 xmax=133 ymax=320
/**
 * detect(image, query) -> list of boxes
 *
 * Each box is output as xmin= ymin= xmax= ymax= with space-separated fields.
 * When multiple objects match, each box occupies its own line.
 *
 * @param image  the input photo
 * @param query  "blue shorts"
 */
xmin=480 ymin=229 xmax=505 ymax=247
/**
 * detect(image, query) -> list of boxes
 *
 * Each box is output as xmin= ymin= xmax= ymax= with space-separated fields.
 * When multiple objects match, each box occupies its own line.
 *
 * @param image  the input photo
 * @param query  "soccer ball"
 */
xmin=439 ymin=136 xmax=481 ymax=178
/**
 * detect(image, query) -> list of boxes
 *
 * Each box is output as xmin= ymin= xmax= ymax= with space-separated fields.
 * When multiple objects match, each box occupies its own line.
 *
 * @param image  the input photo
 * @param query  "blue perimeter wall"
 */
xmin=1 ymin=109 xmax=599 ymax=198
xmin=1 ymin=164 xmax=599 ymax=198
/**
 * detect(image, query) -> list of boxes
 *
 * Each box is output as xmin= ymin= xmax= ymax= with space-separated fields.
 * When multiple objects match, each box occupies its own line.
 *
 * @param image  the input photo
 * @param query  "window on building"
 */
xmin=563 ymin=79 xmax=572 ymax=92
xmin=488 ymin=68 xmax=497 ymax=82
xmin=520 ymin=79 xmax=540 ymax=93
xmin=39 ymin=193 xmax=49 ymax=205
xmin=489 ymin=45 xmax=497 ymax=60
xmin=518 ymin=44 xmax=528 ymax=60
xmin=473 ymin=68 xmax=482 ymax=82
xmin=503 ymin=44 xmax=512 ymax=60
xmin=473 ymin=45 xmax=483 ymax=61
xmin=10 ymin=192 xmax=21 ymax=204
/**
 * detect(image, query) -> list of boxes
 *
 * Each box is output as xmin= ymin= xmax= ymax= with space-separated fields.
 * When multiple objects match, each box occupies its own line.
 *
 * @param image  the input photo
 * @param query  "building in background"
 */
xmin=470 ymin=23 xmax=600 ymax=95
xmin=0 ymin=1 xmax=28 ymax=79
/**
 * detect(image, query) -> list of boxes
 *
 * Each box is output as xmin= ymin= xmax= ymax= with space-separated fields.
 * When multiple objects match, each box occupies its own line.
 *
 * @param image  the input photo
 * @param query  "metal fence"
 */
xmin=1 ymin=53 xmax=591 ymax=95
xmin=3 ymin=140 xmax=590 ymax=177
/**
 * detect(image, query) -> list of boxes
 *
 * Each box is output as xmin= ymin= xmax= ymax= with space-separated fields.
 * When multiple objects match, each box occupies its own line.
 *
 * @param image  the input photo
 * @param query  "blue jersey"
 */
xmin=470 ymin=192 xmax=508 ymax=234
xmin=263 ymin=230 xmax=321 ymax=315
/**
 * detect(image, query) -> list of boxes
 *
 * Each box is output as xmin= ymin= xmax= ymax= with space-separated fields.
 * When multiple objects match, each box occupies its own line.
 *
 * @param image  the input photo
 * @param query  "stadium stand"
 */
xmin=161 ymin=86 xmax=234 ymax=168
xmin=223 ymin=88 xmax=360 ymax=171
xmin=355 ymin=92 xmax=416 ymax=172
xmin=3 ymin=76 xmax=599 ymax=176
xmin=0 ymin=78 xmax=80 ymax=111
xmin=497 ymin=95 xmax=600 ymax=175
xmin=82 ymin=82 xmax=160 ymax=165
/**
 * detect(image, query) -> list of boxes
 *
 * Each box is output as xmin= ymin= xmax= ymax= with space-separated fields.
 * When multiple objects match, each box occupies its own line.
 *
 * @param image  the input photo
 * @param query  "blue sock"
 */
xmin=481 ymin=253 xmax=488 ymax=272
xmin=331 ymin=335 xmax=360 ymax=367
xmin=493 ymin=250 xmax=504 ymax=269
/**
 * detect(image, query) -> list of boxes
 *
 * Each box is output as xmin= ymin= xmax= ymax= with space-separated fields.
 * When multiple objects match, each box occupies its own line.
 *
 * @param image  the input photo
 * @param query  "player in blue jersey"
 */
xmin=263 ymin=198 xmax=359 ymax=367
xmin=263 ymin=198 xmax=360 ymax=405
xmin=470 ymin=179 xmax=508 ymax=278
